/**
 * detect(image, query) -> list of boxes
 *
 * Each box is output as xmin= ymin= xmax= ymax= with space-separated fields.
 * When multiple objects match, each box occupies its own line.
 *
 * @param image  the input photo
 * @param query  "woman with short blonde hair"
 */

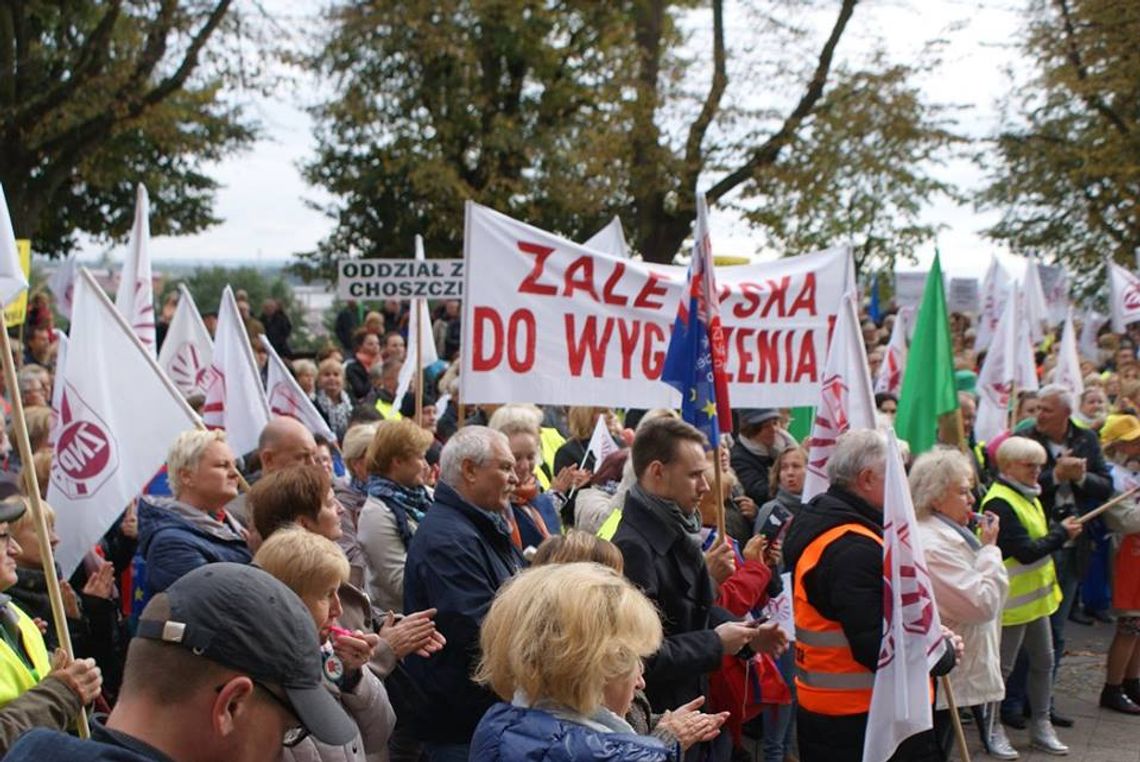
xmin=471 ymin=563 xmax=674 ymax=760
xmin=165 ymin=429 xmax=229 ymax=498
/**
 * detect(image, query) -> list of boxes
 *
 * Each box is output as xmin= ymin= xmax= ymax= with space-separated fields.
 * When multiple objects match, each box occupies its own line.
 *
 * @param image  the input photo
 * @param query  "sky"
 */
xmin=71 ymin=0 xmax=1031 ymax=282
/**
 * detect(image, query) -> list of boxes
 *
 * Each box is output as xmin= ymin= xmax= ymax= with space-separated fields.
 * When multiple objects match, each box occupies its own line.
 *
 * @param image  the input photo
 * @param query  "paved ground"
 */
xmin=955 ymin=618 xmax=1140 ymax=761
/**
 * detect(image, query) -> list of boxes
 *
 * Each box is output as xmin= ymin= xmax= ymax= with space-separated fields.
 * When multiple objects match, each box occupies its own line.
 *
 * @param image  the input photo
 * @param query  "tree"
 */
xmin=300 ymin=0 xmax=937 ymax=274
xmin=0 ymin=1 xmax=260 ymax=256
xmin=979 ymin=0 xmax=1140 ymax=291
xmin=738 ymin=56 xmax=963 ymax=276
xmin=178 ymin=265 xmax=315 ymax=349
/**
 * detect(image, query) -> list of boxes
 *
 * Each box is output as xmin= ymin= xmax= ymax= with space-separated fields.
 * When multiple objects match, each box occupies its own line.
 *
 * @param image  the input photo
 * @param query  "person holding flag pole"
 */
xmin=0 ymin=183 xmax=93 ymax=737
xmin=661 ymin=191 xmax=732 ymax=541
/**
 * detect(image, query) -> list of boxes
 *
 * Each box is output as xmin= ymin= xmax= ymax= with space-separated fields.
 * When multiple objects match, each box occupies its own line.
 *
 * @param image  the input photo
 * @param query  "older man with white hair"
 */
xmin=399 ymin=426 xmax=524 ymax=761
xmin=784 ymin=429 xmax=959 ymax=762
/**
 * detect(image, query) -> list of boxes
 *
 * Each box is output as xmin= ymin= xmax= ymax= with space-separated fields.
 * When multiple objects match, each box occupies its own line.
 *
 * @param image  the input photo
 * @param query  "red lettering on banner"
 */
xmin=565 ymin=315 xmax=614 ymax=377
xmin=794 ymin=331 xmax=818 ymax=382
xmin=507 ymin=310 xmax=536 ymax=372
xmin=642 ymin=322 xmax=666 ymax=378
xmin=789 ymin=273 xmax=817 ymax=316
xmin=761 ymin=277 xmax=791 ymax=318
xmin=733 ymin=282 xmax=763 ymax=319
xmin=756 ymin=331 xmax=781 ymax=381
xmin=735 ymin=327 xmax=755 ymax=383
xmin=783 ymin=332 xmax=796 ymax=381
xmin=563 ymin=257 xmax=600 ymax=301
xmin=617 ymin=320 xmax=641 ymax=378
xmin=603 ymin=263 xmax=630 ymax=306
xmin=633 ymin=272 xmax=668 ymax=310
xmin=472 ymin=307 xmax=504 ymax=370
xmin=518 ymin=241 xmax=558 ymax=296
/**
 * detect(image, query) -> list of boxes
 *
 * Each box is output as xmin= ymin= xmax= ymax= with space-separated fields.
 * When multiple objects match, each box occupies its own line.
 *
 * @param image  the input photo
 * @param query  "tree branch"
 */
xmin=707 ymin=0 xmax=857 ymax=203
xmin=1052 ymin=0 xmax=1130 ymax=136
xmin=682 ymin=0 xmax=725 ymax=181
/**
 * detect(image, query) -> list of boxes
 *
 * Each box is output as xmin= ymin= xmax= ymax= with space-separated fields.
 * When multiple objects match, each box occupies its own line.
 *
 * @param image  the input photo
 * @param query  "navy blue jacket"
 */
xmin=399 ymin=481 xmax=524 ymax=744
xmin=470 ymin=703 xmax=675 ymax=761
xmin=7 ymin=724 xmax=173 ymax=760
xmin=137 ymin=497 xmax=251 ymax=595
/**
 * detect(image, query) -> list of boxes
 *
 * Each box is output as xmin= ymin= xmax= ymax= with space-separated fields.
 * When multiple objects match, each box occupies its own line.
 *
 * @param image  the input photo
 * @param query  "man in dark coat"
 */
xmin=400 ymin=426 xmax=524 ymax=761
xmin=783 ymin=429 xmax=957 ymax=762
xmin=611 ymin=417 xmax=786 ymax=761
xmin=260 ymin=298 xmax=292 ymax=359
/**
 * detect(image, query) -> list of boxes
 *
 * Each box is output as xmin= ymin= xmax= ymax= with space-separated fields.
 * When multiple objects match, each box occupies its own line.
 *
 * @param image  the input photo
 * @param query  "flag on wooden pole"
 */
xmin=262 ymin=334 xmax=335 ymax=442
xmin=202 ymin=286 xmax=270 ymax=456
xmin=158 ymin=285 xmax=215 ymax=397
xmin=0 ymin=182 xmax=29 ymax=308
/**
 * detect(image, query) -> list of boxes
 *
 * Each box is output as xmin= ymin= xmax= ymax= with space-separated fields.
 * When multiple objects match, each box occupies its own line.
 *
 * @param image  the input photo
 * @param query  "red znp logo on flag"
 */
xmin=51 ymin=386 xmax=120 ymax=499
xmin=168 ymin=342 xmax=214 ymax=396
xmin=878 ymin=520 xmax=937 ymax=668
xmin=806 ymin=373 xmax=850 ymax=480
xmin=268 ymin=382 xmax=305 ymax=418
xmin=1124 ymin=282 xmax=1140 ymax=312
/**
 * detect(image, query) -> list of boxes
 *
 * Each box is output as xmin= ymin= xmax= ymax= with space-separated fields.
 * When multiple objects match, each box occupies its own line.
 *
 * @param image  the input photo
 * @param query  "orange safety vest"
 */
xmin=793 ymin=523 xmax=880 ymax=716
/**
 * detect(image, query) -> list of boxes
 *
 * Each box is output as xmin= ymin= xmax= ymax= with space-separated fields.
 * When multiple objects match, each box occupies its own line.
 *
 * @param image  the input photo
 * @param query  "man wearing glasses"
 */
xmin=6 ymin=563 xmax=355 ymax=761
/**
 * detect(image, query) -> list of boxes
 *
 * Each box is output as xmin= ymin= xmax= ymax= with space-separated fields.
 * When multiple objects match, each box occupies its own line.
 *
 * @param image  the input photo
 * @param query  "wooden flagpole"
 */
xmin=941 ymin=675 xmax=972 ymax=762
xmin=0 ymin=326 xmax=90 ymax=737
xmin=712 ymin=447 xmax=727 ymax=544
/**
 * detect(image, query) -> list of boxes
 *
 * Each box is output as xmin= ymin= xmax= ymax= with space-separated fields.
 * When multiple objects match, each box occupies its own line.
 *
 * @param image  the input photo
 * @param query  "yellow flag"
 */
xmin=3 ymin=240 xmax=30 ymax=328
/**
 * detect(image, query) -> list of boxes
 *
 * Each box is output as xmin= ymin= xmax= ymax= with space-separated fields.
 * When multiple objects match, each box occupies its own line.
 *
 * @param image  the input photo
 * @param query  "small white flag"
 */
xmin=158 ymin=285 xmax=215 ymax=397
xmin=874 ymin=308 xmax=909 ymax=397
xmin=975 ymin=257 xmax=1011 ymax=351
xmin=863 ymin=430 xmax=945 ymax=762
xmin=1109 ymin=262 xmax=1140 ymax=333
xmin=202 ymin=286 xmax=270 ymax=456
xmin=585 ymin=413 xmax=619 ymax=469
xmin=1078 ymin=310 xmax=1107 ymax=362
xmin=975 ymin=286 xmax=1037 ymax=443
xmin=582 ymin=216 xmax=630 ymax=259
xmin=803 ymin=293 xmax=877 ymax=502
xmin=1021 ymin=256 xmax=1050 ymax=345
xmin=49 ymin=269 xmax=201 ymax=576
xmin=393 ymin=235 xmax=441 ymax=415
xmin=48 ymin=333 xmax=69 ymax=448
xmin=0 ymin=182 xmax=29 ymax=308
xmin=1054 ymin=310 xmax=1084 ymax=398
xmin=47 ymin=258 xmax=79 ymax=320
xmin=261 ymin=334 xmax=335 ymax=443
xmin=115 ymin=184 xmax=157 ymax=356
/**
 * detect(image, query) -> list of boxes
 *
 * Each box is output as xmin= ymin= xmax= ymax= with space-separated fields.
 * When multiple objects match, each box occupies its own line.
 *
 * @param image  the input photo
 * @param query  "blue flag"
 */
xmin=869 ymin=272 xmax=882 ymax=325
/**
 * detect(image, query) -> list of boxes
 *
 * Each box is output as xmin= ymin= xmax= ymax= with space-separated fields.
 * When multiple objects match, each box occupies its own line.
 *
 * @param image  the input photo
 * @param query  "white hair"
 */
xmin=439 ymin=426 xmax=508 ymax=486
xmin=827 ymin=429 xmax=887 ymax=488
xmin=908 ymin=449 xmax=973 ymax=519
xmin=167 ymin=429 xmax=228 ymax=497
xmin=1037 ymin=383 xmax=1073 ymax=412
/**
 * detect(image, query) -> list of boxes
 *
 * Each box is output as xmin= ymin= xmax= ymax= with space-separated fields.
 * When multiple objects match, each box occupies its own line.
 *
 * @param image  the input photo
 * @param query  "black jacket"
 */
xmin=344 ymin=359 xmax=371 ymax=402
xmin=611 ymin=487 xmax=733 ymax=712
xmin=985 ymin=478 xmax=1071 ymax=565
xmin=1026 ymin=421 xmax=1112 ymax=519
xmin=730 ymin=440 xmax=775 ymax=507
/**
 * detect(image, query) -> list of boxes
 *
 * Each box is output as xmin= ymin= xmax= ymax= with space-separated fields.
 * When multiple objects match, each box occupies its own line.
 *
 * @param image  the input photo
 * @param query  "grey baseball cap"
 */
xmin=135 ymin=563 xmax=355 ymax=746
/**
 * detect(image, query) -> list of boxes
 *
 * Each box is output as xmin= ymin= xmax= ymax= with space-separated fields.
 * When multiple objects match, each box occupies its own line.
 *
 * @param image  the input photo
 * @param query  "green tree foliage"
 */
xmin=980 ymin=0 xmax=1140 ymax=289
xmin=301 ymin=0 xmax=955 ymax=273
xmin=177 ymin=266 xmax=313 ymax=348
xmin=738 ymin=57 xmax=963 ymax=276
xmin=0 ymin=1 xmax=260 ymax=256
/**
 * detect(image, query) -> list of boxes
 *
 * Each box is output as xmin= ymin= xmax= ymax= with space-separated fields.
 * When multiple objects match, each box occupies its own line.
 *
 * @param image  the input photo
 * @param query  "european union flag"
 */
xmin=662 ymin=193 xmax=731 ymax=448
xmin=869 ymin=271 xmax=882 ymax=325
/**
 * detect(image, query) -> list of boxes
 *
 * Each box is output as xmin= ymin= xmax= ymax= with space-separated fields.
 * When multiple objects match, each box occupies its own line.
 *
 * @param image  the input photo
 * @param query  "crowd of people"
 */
xmin=0 ymin=287 xmax=1135 ymax=762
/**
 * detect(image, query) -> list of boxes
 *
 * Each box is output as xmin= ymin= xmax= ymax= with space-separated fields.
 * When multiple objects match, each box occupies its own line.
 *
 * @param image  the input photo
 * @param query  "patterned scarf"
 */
xmin=365 ymin=475 xmax=431 ymax=548
xmin=315 ymin=389 xmax=353 ymax=440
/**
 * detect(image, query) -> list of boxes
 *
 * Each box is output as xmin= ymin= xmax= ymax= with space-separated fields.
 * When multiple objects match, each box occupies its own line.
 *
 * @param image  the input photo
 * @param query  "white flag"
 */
xmin=582 ymin=216 xmax=630 ymax=259
xmin=202 ymin=286 xmax=270 ymax=456
xmin=261 ymin=335 xmax=335 ymax=443
xmin=803 ymin=293 xmax=877 ymax=502
xmin=585 ymin=413 xmax=619 ymax=468
xmin=1053 ymin=310 xmax=1084 ymax=398
xmin=864 ymin=430 xmax=945 ymax=762
xmin=48 ymin=269 xmax=201 ymax=576
xmin=975 ymin=257 xmax=1011 ymax=351
xmin=1021 ymin=256 xmax=1050 ymax=345
xmin=394 ymin=235 xmax=441 ymax=415
xmin=975 ymin=287 xmax=1038 ymax=443
xmin=1079 ymin=310 xmax=1107 ymax=362
xmin=48 ymin=333 xmax=69 ymax=448
xmin=158 ymin=285 xmax=215 ymax=397
xmin=47 ymin=258 xmax=79 ymax=319
xmin=115 ymin=184 xmax=157 ymax=356
xmin=0 ymin=182 xmax=29 ymax=308
xmin=1109 ymin=262 xmax=1140 ymax=333
xmin=1039 ymin=264 xmax=1070 ymax=325
xmin=874 ymin=308 xmax=909 ymax=397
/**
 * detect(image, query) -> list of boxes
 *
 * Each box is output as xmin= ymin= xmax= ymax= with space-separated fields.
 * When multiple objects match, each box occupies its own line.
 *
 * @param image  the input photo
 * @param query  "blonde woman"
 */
xmin=314 ymin=357 xmax=353 ymax=441
xmin=471 ymin=562 xmax=677 ymax=760
xmin=911 ymin=450 xmax=1010 ymax=758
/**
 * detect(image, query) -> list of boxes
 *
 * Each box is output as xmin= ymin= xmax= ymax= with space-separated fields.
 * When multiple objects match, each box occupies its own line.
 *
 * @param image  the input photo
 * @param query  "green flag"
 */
xmin=895 ymin=253 xmax=958 ymax=454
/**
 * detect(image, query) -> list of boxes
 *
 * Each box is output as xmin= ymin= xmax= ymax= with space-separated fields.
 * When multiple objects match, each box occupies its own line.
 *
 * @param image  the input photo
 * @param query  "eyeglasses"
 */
xmin=215 ymin=679 xmax=309 ymax=747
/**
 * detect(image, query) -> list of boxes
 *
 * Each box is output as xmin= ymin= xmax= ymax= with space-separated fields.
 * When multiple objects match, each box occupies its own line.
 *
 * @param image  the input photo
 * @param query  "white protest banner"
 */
xmin=158 ymin=285 xmax=215 ymax=397
xmin=1109 ymin=262 xmax=1140 ymax=333
xmin=50 ymin=269 xmax=201 ymax=576
xmin=583 ymin=216 xmax=630 ymax=259
xmin=976 ymin=257 xmax=1011 ymax=350
xmin=946 ymin=277 xmax=979 ymax=314
xmin=338 ymin=258 xmax=463 ymax=300
xmin=1038 ymin=263 xmax=1070 ymax=325
xmin=115 ymin=184 xmax=157 ymax=356
xmin=460 ymin=202 xmax=854 ymax=408
xmin=202 ymin=286 xmax=271 ymax=455
xmin=893 ymin=271 xmax=927 ymax=309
